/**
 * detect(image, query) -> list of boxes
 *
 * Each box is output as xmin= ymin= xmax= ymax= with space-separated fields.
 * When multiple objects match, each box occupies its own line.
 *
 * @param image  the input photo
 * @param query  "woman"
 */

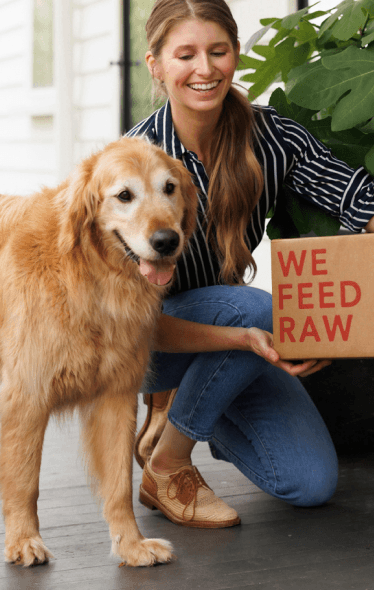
xmin=127 ymin=0 xmax=374 ymax=528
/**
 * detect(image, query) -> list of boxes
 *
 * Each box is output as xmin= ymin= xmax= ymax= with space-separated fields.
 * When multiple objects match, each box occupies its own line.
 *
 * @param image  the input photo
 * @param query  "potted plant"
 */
xmin=238 ymin=0 xmax=374 ymax=453
xmin=238 ymin=0 xmax=374 ymax=238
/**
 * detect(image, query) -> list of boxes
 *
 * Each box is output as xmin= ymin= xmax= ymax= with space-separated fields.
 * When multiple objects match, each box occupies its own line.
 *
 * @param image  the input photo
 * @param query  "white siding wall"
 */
xmin=0 ymin=0 xmax=56 ymax=195
xmin=0 ymin=0 xmax=121 ymax=196
xmin=0 ymin=0 xmax=297 ymax=204
xmin=72 ymin=0 xmax=121 ymax=166
xmin=229 ymin=0 xmax=295 ymax=47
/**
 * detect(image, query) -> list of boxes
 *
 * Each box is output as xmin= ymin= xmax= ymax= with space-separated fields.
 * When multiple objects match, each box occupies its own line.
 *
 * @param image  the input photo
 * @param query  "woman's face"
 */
xmin=147 ymin=19 xmax=240 ymax=118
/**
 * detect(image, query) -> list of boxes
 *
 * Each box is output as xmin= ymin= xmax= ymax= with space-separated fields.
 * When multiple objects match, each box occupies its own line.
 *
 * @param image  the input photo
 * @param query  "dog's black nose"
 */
xmin=149 ymin=229 xmax=180 ymax=256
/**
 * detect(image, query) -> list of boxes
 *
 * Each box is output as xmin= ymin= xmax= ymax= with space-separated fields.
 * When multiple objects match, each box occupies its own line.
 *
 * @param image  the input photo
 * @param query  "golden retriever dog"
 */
xmin=0 ymin=137 xmax=197 ymax=567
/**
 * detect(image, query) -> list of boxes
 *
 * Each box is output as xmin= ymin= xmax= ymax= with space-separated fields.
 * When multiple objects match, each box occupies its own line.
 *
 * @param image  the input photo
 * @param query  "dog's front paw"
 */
xmin=112 ymin=535 xmax=174 ymax=567
xmin=5 ymin=536 xmax=54 ymax=567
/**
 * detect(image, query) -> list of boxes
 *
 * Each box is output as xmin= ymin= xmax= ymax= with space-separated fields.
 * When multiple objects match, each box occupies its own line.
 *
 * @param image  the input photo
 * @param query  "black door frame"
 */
xmin=122 ymin=0 xmax=131 ymax=134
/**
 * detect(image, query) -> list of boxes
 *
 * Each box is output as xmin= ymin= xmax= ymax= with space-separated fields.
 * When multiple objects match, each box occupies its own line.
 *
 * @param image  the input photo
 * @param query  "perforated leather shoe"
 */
xmin=134 ymin=389 xmax=178 ymax=468
xmin=139 ymin=459 xmax=241 ymax=529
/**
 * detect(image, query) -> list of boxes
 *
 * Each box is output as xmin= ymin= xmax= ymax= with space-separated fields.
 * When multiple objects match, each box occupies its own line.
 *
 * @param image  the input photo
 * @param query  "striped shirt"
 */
xmin=126 ymin=100 xmax=374 ymax=295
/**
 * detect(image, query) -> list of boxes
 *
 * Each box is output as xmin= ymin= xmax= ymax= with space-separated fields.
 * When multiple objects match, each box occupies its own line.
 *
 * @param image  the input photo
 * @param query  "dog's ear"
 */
xmin=58 ymin=157 xmax=101 ymax=254
xmin=175 ymin=161 xmax=198 ymax=243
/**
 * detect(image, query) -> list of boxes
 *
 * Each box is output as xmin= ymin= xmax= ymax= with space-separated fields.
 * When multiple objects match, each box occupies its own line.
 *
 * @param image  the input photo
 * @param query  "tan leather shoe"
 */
xmin=135 ymin=389 xmax=178 ymax=468
xmin=139 ymin=459 xmax=241 ymax=529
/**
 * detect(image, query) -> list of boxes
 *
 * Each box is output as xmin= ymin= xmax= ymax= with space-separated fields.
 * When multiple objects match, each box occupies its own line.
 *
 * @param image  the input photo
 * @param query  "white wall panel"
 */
xmin=0 ymin=89 xmax=26 ymax=118
xmin=0 ymin=0 xmax=120 ymax=194
xmin=0 ymin=171 xmax=57 ymax=196
xmin=74 ymin=0 xmax=100 ymax=6
xmin=73 ymin=0 xmax=114 ymax=41
xmin=0 ymin=27 xmax=26 ymax=59
xmin=72 ymin=0 xmax=120 ymax=168
xmin=0 ymin=142 xmax=56 ymax=172
xmin=76 ymin=106 xmax=113 ymax=143
xmin=227 ymin=0 xmax=290 ymax=46
xmin=74 ymin=70 xmax=117 ymax=109
xmin=0 ymin=115 xmax=30 ymax=141
xmin=0 ymin=57 xmax=25 ymax=88
xmin=0 ymin=0 xmax=26 ymax=32
xmin=74 ymin=34 xmax=114 ymax=75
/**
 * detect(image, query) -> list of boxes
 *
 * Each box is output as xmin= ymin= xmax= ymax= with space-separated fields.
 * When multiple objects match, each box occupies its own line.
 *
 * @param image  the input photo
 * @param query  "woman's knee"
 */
xmin=214 ymin=286 xmax=273 ymax=333
xmin=163 ymin=285 xmax=273 ymax=333
xmin=281 ymin=452 xmax=339 ymax=508
xmin=242 ymin=287 xmax=273 ymax=332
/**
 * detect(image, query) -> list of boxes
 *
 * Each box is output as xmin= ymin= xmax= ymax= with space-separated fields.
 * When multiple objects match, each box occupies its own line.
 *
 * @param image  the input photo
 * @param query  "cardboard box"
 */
xmin=271 ymin=233 xmax=374 ymax=359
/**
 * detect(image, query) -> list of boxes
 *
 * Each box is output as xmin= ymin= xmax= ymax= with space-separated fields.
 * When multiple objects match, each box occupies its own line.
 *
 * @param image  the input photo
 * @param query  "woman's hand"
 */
xmin=242 ymin=327 xmax=331 ymax=378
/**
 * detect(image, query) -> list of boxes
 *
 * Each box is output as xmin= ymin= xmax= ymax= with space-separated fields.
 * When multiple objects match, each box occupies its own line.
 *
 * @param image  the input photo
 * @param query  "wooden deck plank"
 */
xmin=0 ymin=402 xmax=373 ymax=590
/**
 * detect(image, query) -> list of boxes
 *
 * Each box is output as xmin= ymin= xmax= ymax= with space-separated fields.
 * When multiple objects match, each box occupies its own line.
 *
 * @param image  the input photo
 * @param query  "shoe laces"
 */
xmin=167 ymin=467 xmax=206 ymax=522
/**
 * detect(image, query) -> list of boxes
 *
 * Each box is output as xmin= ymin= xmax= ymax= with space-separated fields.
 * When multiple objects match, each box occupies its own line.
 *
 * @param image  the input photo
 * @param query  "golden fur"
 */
xmin=0 ymin=136 xmax=197 ymax=567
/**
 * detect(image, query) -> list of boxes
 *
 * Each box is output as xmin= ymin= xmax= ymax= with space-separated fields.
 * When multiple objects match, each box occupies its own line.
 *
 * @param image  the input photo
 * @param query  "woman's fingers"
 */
xmin=296 ymin=359 xmax=332 ymax=377
xmin=275 ymin=358 xmax=332 ymax=377
xmin=246 ymin=328 xmax=332 ymax=377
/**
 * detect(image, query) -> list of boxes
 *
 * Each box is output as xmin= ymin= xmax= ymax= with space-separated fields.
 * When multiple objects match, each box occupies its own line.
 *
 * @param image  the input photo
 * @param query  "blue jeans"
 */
xmin=146 ymin=285 xmax=338 ymax=508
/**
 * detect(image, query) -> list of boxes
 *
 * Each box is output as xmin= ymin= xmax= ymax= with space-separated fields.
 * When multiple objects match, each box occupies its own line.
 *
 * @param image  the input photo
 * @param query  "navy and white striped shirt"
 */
xmin=126 ymin=100 xmax=374 ymax=295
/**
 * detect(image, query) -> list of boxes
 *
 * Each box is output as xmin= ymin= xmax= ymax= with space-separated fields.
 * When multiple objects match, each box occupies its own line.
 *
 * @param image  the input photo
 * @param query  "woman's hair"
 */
xmin=146 ymin=0 xmax=264 ymax=285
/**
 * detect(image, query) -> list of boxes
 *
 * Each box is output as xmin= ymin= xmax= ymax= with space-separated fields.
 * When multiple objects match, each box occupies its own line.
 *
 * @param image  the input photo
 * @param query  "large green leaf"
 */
xmin=281 ymin=3 xmax=320 ymax=29
xmin=267 ymin=202 xmax=300 ymax=240
xmin=237 ymin=54 xmax=264 ymax=71
xmin=244 ymin=22 xmax=276 ymax=54
xmin=288 ymin=46 xmax=374 ymax=131
xmin=281 ymin=5 xmax=311 ymax=29
xmin=304 ymin=10 xmax=330 ymax=21
xmin=285 ymin=57 xmax=329 ymax=94
xmin=364 ymin=145 xmax=374 ymax=174
xmin=240 ymin=38 xmax=310 ymax=100
xmin=361 ymin=19 xmax=374 ymax=45
xmin=288 ymin=20 xmax=318 ymax=46
xmin=286 ymin=187 xmax=341 ymax=237
xmin=319 ymin=0 xmax=369 ymax=40
xmin=269 ymin=87 xmax=318 ymax=127
xmin=323 ymin=46 xmax=374 ymax=130
xmin=362 ymin=0 xmax=374 ymax=15
xmin=257 ymin=19 xmax=318 ymax=52
xmin=267 ymin=186 xmax=341 ymax=240
xmin=314 ymin=124 xmax=374 ymax=170
xmin=287 ymin=56 xmax=343 ymax=113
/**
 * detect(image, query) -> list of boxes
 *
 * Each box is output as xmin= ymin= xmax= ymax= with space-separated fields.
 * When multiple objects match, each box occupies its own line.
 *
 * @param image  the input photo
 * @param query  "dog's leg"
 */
xmin=79 ymin=391 xmax=173 ymax=567
xmin=0 ymin=387 xmax=53 ymax=566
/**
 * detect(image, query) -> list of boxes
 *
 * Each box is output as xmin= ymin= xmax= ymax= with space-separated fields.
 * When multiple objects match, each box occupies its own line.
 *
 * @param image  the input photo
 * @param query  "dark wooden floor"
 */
xmin=1 ymin=401 xmax=374 ymax=590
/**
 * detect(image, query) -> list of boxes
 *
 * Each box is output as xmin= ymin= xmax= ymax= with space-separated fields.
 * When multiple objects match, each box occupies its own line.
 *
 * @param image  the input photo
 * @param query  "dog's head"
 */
xmin=58 ymin=137 xmax=198 ymax=287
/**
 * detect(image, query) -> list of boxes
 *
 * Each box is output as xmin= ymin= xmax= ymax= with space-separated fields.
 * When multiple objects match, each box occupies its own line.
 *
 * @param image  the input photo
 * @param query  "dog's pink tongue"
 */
xmin=139 ymin=260 xmax=175 ymax=286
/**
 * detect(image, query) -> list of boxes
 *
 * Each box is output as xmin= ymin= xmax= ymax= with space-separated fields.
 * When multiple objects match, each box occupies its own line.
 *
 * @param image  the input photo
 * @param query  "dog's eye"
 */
xmin=117 ymin=190 xmax=132 ymax=203
xmin=165 ymin=182 xmax=175 ymax=195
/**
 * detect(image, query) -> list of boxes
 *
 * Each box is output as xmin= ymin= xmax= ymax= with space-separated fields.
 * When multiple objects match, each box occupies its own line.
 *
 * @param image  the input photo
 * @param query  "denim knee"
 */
xmin=209 ymin=286 xmax=273 ymax=333
xmin=241 ymin=287 xmax=273 ymax=333
xmin=162 ymin=285 xmax=274 ymax=333
xmin=280 ymin=452 xmax=339 ymax=508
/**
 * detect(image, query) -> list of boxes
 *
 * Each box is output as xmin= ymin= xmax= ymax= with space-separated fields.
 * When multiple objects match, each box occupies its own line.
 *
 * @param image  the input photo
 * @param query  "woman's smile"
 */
xmin=187 ymin=80 xmax=222 ymax=93
xmin=148 ymin=19 xmax=239 ymax=116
